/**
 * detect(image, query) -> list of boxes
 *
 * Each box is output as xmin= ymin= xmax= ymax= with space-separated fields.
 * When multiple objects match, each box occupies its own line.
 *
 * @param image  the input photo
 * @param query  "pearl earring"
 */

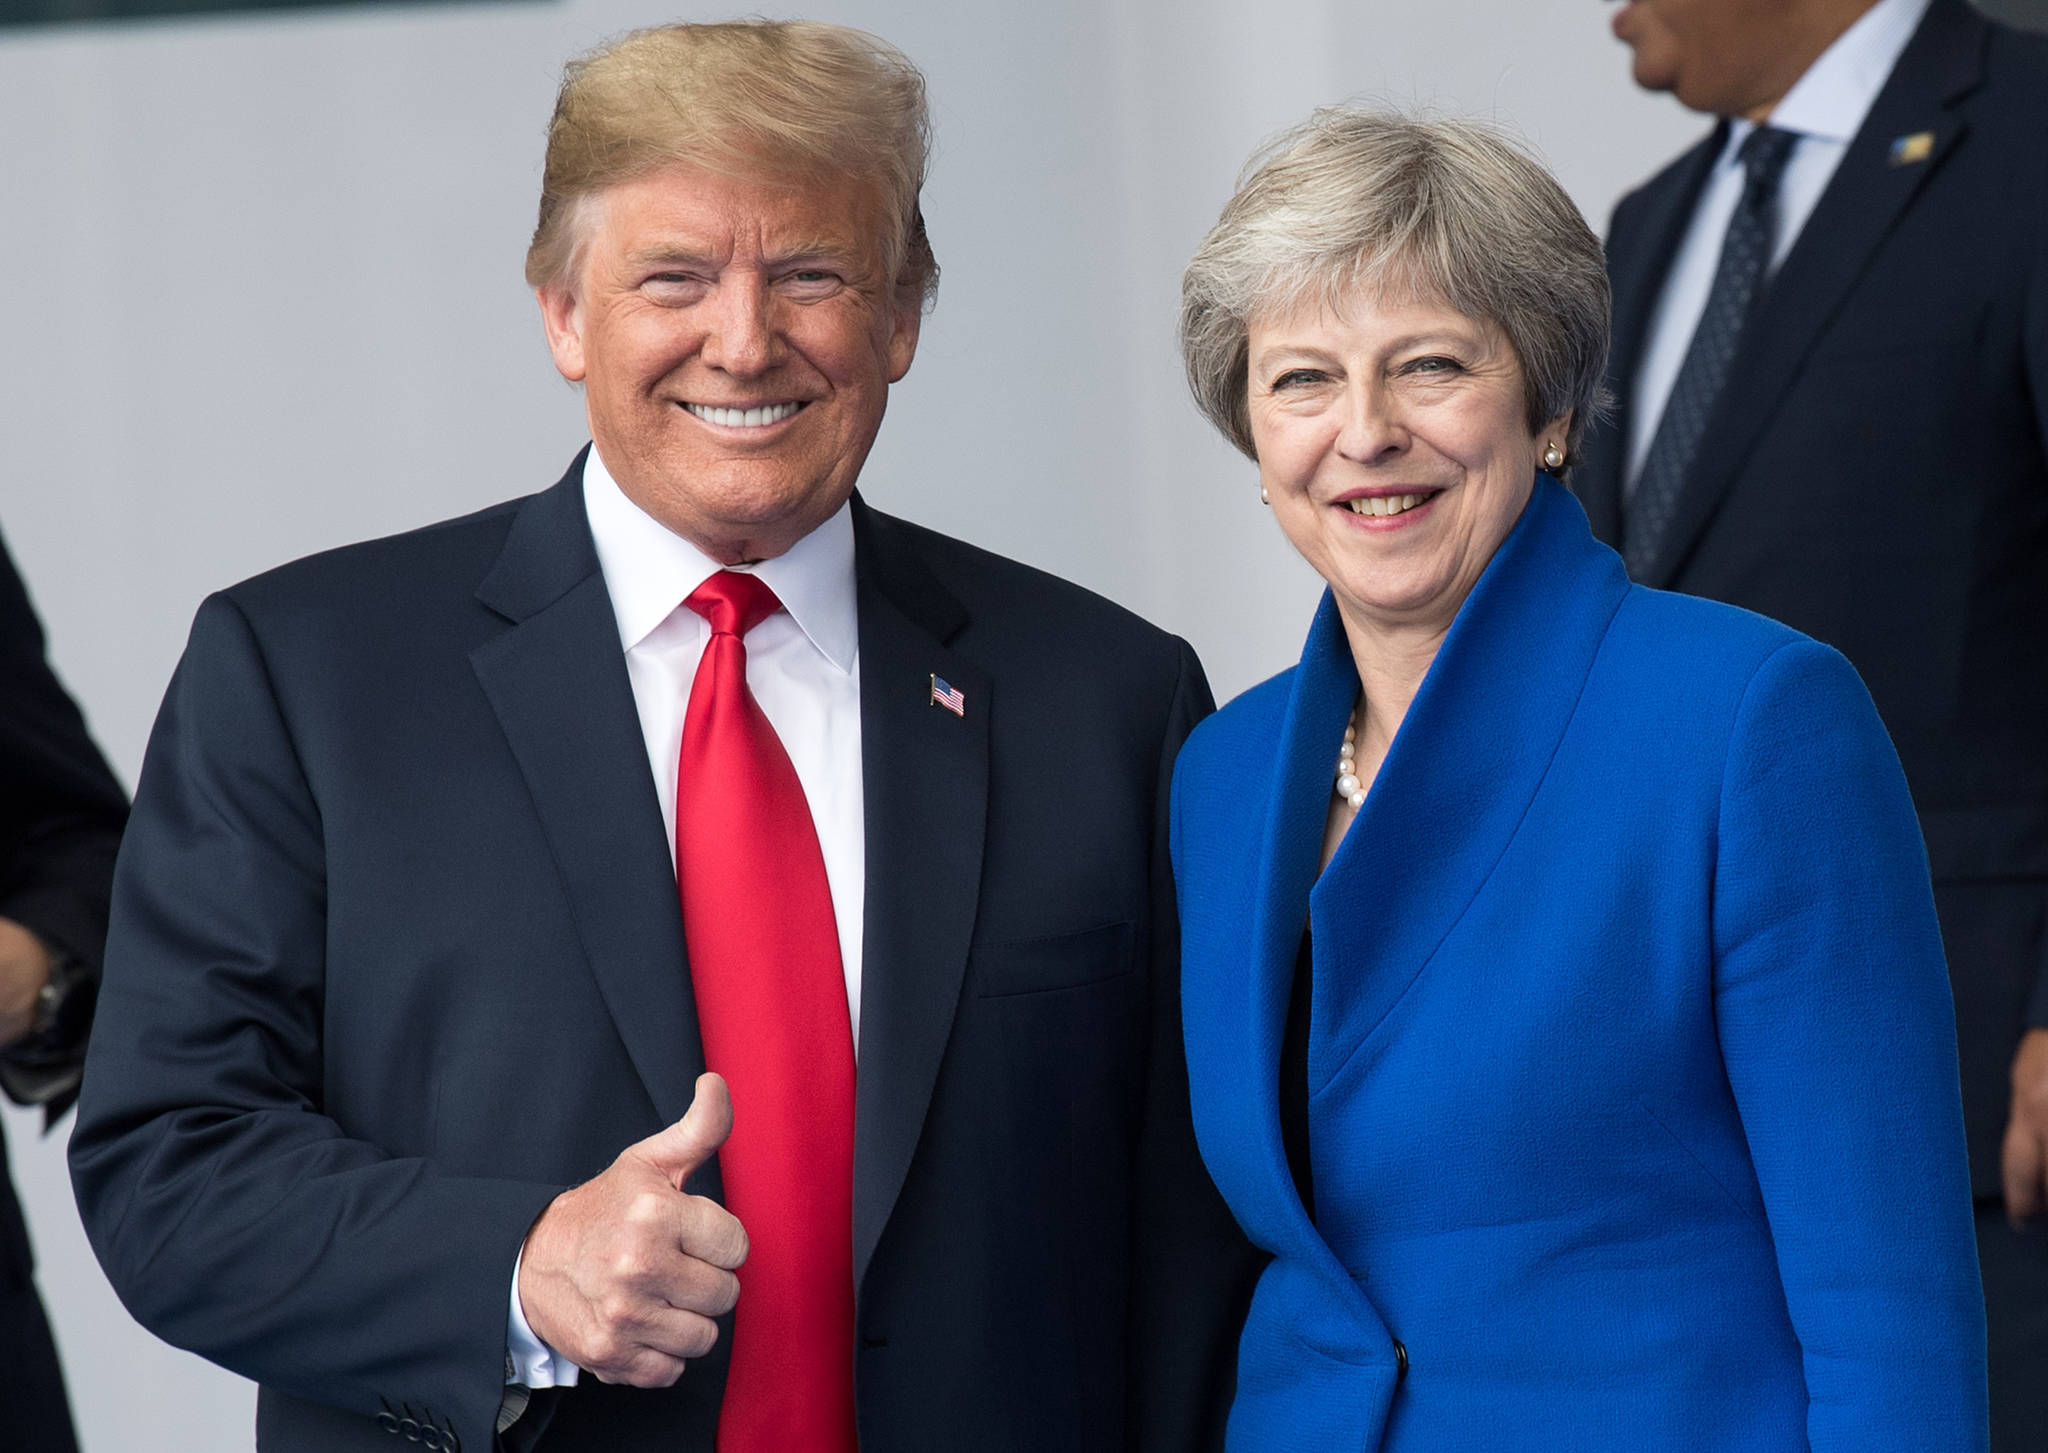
xmin=1542 ymin=443 xmax=1565 ymax=471
xmin=1260 ymin=486 xmax=1270 ymax=505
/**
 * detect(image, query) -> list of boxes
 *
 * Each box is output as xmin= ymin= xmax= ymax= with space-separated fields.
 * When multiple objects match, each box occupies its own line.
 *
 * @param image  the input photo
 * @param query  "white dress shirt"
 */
xmin=1626 ymin=0 xmax=1932 ymax=484
xmin=507 ymin=445 xmax=867 ymax=1388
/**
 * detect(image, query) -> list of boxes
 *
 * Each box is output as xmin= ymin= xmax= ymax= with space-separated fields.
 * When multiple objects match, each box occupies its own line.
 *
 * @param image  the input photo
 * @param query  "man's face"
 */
xmin=1609 ymin=0 xmax=1824 ymax=118
xmin=539 ymin=164 xmax=920 ymax=563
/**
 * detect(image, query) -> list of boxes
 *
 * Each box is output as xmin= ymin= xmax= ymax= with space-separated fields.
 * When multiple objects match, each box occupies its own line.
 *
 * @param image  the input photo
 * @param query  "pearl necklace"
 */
xmin=1334 ymin=706 xmax=1366 ymax=810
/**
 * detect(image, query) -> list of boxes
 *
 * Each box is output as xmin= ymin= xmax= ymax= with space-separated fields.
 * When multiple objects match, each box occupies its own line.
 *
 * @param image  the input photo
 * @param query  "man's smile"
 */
xmin=683 ymin=400 xmax=808 ymax=428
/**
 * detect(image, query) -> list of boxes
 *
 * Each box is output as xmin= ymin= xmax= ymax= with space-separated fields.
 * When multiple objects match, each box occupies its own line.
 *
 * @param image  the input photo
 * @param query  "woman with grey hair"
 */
xmin=1171 ymin=107 xmax=1985 ymax=1450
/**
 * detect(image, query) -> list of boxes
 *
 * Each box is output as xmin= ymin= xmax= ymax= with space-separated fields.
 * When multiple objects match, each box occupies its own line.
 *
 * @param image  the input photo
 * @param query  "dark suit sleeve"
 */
xmin=68 ymin=593 xmax=563 ymax=1453
xmin=0 ymin=527 xmax=127 ymax=1116
xmin=1712 ymin=640 xmax=1987 ymax=1448
xmin=1128 ymin=637 xmax=1260 ymax=1453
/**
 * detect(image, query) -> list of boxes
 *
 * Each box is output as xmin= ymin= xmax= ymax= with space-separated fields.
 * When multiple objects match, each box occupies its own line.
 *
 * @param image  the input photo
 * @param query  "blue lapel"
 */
xmin=1226 ymin=588 xmax=1358 ymax=1273
xmin=1221 ymin=479 xmax=1629 ymax=1275
xmin=1190 ymin=481 xmax=1631 ymax=1445
xmin=1306 ymin=479 xmax=1630 ymax=1087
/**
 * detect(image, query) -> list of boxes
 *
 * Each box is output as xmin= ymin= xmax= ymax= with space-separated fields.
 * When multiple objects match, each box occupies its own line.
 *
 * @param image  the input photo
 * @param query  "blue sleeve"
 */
xmin=1712 ymin=638 xmax=1987 ymax=1449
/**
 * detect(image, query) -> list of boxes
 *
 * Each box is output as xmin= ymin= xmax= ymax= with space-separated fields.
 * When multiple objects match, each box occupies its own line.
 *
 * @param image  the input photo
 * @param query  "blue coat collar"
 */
xmin=1238 ymin=476 xmax=1631 ymax=1266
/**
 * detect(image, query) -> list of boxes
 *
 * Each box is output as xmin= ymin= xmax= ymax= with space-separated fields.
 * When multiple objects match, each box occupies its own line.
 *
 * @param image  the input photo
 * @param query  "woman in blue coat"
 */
xmin=1172 ymin=106 xmax=1985 ymax=1450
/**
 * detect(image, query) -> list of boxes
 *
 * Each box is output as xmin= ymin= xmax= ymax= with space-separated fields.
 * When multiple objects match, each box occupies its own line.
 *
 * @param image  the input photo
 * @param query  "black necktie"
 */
xmin=1623 ymin=125 xmax=1799 ymax=579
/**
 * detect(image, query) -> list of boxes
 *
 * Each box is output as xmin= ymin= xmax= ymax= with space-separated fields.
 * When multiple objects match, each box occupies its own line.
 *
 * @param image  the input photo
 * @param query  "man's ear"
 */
xmin=885 ymin=298 xmax=921 ymax=384
xmin=537 ymin=284 xmax=588 ymax=383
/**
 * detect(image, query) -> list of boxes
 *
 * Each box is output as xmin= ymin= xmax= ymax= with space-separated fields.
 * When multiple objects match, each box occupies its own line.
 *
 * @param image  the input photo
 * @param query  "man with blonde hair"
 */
xmin=72 ymin=21 xmax=1254 ymax=1453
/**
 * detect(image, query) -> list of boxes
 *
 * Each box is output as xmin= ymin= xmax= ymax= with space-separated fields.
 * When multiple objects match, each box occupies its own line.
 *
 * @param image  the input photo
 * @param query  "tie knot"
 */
xmin=1738 ymin=125 xmax=1797 ymax=194
xmin=685 ymin=570 xmax=784 ymax=638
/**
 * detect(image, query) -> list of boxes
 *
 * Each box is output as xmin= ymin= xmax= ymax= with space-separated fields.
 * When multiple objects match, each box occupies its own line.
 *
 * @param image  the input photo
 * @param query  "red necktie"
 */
xmin=676 ymin=571 xmax=857 ymax=1452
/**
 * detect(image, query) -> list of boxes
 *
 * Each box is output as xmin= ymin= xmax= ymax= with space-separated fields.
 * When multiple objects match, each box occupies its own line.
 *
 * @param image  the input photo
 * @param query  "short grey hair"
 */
xmin=1180 ymin=106 xmax=1609 ymax=467
xmin=527 ymin=20 xmax=937 ymax=310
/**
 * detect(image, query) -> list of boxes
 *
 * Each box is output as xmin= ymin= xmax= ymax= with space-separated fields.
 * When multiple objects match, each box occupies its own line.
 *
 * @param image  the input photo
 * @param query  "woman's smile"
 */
xmin=1335 ymin=488 xmax=1446 ymax=523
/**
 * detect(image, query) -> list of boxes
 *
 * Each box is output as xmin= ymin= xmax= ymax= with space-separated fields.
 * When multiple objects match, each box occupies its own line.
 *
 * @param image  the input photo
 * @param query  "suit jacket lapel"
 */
xmin=1308 ymin=481 xmax=1629 ymax=1078
xmin=1581 ymin=126 xmax=1727 ymax=547
xmin=1222 ymin=483 xmax=1628 ymax=1292
xmin=848 ymin=499 xmax=990 ymax=1293
xmin=470 ymin=460 xmax=708 ymax=1133
xmin=1229 ymin=589 xmax=1358 ymax=1277
xmin=1636 ymin=0 xmax=1984 ymax=587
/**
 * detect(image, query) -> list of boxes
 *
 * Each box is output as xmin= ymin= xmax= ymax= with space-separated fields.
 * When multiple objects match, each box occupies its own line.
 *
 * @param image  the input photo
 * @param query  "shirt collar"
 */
xmin=581 ymin=445 xmax=860 ymax=675
xmin=1760 ymin=0 xmax=1930 ymax=144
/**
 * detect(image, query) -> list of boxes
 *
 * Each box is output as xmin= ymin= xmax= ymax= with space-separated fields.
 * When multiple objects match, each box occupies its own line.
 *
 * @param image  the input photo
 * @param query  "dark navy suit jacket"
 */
xmin=1174 ymin=481 xmax=1985 ymax=1450
xmin=70 ymin=461 xmax=1256 ymax=1452
xmin=1574 ymin=0 xmax=2048 ymax=1193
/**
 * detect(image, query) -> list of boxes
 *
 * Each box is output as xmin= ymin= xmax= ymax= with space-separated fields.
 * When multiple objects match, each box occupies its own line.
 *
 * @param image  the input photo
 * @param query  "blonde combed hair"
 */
xmin=525 ymin=20 xmax=938 ymax=306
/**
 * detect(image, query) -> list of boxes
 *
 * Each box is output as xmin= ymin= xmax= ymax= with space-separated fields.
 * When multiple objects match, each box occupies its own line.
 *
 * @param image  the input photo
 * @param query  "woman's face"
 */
xmin=1247 ymin=289 xmax=1566 ymax=643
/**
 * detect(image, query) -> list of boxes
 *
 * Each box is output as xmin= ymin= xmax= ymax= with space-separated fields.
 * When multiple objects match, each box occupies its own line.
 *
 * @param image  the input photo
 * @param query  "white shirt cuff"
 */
xmin=506 ymin=1246 xmax=581 ymax=1388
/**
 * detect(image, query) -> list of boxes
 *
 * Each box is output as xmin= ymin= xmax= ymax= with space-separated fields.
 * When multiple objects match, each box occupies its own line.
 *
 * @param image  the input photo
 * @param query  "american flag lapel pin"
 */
xmin=1888 ymin=131 xmax=1935 ymax=166
xmin=929 ymin=673 xmax=966 ymax=717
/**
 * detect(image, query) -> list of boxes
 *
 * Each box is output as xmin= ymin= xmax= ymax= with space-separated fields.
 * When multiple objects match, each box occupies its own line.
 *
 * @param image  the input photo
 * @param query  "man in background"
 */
xmin=70 ymin=20 xmax=1253 ymax=1453
xmin=1578 ymin=1 xmax=2048 ymax=1444
xmin=0 ymin=525 xmax=127 ymax=1453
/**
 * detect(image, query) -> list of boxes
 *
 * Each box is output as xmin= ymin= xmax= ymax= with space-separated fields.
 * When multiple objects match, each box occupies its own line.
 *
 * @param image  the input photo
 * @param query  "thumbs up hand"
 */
xmin=517 ymin=1073 xmax=749 ymax=1386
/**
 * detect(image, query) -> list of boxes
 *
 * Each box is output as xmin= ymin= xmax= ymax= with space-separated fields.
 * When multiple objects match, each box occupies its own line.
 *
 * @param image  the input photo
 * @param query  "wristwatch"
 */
xmin=1 ymin=946 xmax=95 ymax=1105
xmin=29 ymin=948 xmax=90 ymax=1042
xmin=27 ymin=950 xmax=92 ymax=1041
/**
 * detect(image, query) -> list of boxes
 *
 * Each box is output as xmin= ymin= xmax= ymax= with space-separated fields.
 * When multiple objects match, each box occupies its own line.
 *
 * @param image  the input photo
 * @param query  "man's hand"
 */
xmin=517 ymin=1072 xmax=748 ymax=1385
xmin=0 ymin=917 xmax=53 ymax=1049
xmin=2002 ymin=1028 xmax=2048 ymax=1226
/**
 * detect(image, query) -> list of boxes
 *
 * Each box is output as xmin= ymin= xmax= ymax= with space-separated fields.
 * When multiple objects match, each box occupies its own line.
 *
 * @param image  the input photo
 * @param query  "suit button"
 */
xmin=377 ymin=1412 xmax=400 ymax=1435
xmin=399 ymin=1417 xmax=422 ymax=1442
xmin=1394 ymin=1340 xmax=1408 ymax=1380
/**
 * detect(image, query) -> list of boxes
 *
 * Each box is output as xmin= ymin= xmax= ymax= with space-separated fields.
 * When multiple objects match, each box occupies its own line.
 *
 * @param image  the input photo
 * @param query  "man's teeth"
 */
xmin=687 ymin=401 xmax=803 ymax=428
xmin=1347 ymin=493 xmax=1431 ymax=517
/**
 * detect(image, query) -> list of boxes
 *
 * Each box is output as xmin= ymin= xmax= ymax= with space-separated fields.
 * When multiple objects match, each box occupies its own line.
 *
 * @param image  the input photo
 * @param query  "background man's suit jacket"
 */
xmin=0 ymin=527 xmax=127 ymax=1453
xmin=1574 ymin=0 xmax=2048 ymax=1193
xmin=70 ymin=462 xmax=1257 ymax=1453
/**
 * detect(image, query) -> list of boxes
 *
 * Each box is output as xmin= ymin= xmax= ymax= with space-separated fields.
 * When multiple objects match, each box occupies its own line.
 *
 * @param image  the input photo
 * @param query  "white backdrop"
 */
xmin=0 ymin=1 xmax=1704 ymax=1445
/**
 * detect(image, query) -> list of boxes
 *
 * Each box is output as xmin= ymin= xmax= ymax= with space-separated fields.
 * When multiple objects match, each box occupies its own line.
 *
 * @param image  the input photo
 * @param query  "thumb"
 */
xmin=637 ymin=1071 xmax=734 ymax=1190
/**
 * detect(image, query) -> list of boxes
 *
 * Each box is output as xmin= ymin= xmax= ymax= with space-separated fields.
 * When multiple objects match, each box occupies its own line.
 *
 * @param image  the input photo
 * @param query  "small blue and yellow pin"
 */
xmin=1888 ymin=131 xmax=1935 ymax=167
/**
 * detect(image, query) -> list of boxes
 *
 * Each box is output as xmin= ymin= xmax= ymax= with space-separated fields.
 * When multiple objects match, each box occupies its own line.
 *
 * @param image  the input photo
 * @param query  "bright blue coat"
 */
xmin=1172 ymin=479 xmax=1987 ymax=1450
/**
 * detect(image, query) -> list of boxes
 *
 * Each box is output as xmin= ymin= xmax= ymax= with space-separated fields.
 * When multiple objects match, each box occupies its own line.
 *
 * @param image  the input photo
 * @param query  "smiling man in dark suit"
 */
xmin=1578 ymin=1 xmax=2048 ymax=1444
xmin=69 ymin=20 xmax=1253 ymax=1453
